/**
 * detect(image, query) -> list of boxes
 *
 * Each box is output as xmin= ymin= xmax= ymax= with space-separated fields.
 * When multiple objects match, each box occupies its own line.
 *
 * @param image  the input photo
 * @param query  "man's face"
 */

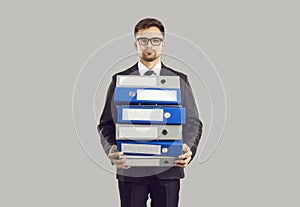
xmin=134 ymin=26 xmax=165 ymax=62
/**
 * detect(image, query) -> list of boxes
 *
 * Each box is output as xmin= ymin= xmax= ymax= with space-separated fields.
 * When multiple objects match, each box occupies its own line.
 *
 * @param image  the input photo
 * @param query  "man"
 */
xmin=97 ymin=18 xmax=202 ymax=207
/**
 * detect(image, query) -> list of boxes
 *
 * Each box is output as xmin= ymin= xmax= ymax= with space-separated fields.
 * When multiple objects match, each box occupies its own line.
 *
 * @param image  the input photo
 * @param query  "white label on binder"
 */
xmin=136 ymin=89 xmax=177 ymax=101
xmin=119 ymin=126 xmax=158 ymax=139
xmin=122 ymin=109 xmax=163 ymax=121
xmin=121 ymin=143 xmax=161 ymax=155
xmin=125 ymin=158 xmax=160 ymax=166
xmin=119 ymin=76 xmax=156 ymax=86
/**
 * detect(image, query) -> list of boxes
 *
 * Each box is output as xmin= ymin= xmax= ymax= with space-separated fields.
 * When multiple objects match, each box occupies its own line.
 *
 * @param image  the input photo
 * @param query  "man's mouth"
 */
xmin=144 ymin=49 xmax=154 ymax=54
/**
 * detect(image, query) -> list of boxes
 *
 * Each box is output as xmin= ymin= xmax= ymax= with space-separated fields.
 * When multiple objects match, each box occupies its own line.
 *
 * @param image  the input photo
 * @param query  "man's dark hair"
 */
xmin=134 ymin=18 xmax=165 ymax=37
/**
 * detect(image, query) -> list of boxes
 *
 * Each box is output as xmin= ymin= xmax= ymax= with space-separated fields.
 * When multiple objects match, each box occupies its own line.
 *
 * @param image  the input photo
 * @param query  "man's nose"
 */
xmin=146 ymin=40 xmax=153 ymax=47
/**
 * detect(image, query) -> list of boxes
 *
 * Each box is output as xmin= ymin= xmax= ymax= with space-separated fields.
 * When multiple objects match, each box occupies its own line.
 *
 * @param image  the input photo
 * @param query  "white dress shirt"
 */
xmin=138 ymin=61 xmax=161 ymax=76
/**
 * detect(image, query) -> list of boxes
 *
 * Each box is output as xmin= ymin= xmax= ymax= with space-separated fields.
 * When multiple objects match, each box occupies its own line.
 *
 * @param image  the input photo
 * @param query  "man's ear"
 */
xmin=134 ymin=41 xmax=138 ymax=50
xmin=162 ymin=41 xmax=166 ymax=49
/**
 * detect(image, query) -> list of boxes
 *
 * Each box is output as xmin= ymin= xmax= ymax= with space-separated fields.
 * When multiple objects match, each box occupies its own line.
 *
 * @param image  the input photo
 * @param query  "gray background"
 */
xmin=1 ymin=0 xmax=299 ymax=206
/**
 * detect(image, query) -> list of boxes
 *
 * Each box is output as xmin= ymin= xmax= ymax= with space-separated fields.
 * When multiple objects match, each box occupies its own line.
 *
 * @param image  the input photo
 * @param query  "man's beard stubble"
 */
xmin=141 ymin=50 xmax=159 ymax=62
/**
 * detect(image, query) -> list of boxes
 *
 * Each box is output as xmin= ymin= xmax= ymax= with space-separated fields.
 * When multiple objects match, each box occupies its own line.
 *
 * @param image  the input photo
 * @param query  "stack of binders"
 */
xmin=114 ymin=75 xmax=185 ymax=167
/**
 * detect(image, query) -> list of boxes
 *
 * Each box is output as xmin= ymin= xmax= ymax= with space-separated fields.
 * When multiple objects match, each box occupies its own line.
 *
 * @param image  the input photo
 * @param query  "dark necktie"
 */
xmin=144 ymin=70 xmax=155 ymax=76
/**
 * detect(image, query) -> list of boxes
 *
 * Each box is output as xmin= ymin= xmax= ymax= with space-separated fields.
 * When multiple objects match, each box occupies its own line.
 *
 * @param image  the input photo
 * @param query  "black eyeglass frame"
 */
xmin=136 ymin=37 xmax=164 ymax=46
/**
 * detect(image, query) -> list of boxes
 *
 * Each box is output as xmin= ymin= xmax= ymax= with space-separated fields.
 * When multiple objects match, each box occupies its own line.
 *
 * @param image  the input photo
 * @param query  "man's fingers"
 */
xmin=108 ymin=145 xmax=130 ymax=169
xmin=115 ymin=158 xmax=130 ymax=169
xmin=118 ymin=165 xmax=131 ymax=169
xmin=117 ymin=162 xmax=131 ymax=169
xmin=114 ymin=158 xmax=126 ymax=165
xmin=174 ymin=162 xmax=188 ymax=167
xmin=183 ymin=144 xmax=189 ymax=151
xmin=174 ymin=157 xmax=190 ymax=168
xmin=178 ymin=150 xmax=192 ymax=159
xmin=108 ymin=151 xmax=123 ymax=159
xmin=175 ymin=146 xmax=192 ymax=168
xmin=109 ymin=145 xmax=117 ymax=152
xmin=175 ymin=157 xmax=191 ymax=164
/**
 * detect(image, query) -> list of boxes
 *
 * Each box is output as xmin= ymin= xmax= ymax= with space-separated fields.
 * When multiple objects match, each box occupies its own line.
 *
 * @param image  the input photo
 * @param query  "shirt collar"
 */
xmin=138 ymin=61 xmax=161 ymax=76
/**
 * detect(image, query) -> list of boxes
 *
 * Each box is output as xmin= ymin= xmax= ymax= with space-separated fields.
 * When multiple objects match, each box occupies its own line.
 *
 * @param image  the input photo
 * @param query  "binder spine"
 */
xmin=117 ymin=106 xmax=186 ymax=124
xmin=117 ymin=140 xmax=183 ymax=157
xmin=116 ymin=124 xmax=182 ymax=141
xmin=114 ymin=87 xmax=181 ymax=105
xmin=120 ymin=156 xmax=180 ymax=167
xmin=117 ymin=75 xmax=180 ymax=88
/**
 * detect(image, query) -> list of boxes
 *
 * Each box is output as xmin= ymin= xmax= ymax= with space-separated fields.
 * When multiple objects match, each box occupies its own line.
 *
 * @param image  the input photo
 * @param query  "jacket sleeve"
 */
xmin=181 ymin=75 xmax=203 ymax=162
xmin=97 ymin=75 xmax=118 ymax=155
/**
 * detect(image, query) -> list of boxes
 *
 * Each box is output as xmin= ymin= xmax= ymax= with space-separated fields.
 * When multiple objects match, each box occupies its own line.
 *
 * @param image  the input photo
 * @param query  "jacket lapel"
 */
xmin=160 ymin=62 xmax=176 ymax=76
xmin=126 ymin=62 xmax=140 ymax=75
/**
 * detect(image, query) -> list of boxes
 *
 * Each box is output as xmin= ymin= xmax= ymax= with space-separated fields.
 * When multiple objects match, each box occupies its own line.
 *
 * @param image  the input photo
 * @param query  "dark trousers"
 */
xmin=118 ymin=176 xmax=180 ymax=207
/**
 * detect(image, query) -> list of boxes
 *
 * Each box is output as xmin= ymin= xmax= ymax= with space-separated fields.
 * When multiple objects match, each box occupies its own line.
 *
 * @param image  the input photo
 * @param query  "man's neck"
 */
xmin=140 ymin=58 xmax=160 ymax=69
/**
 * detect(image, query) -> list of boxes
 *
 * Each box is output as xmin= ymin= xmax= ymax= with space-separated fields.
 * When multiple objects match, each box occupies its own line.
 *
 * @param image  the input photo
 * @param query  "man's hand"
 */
xmin=108 ymin=145 xmax=130 ymax=169
xmin=174 ymin=143 xmax=192 ymax=168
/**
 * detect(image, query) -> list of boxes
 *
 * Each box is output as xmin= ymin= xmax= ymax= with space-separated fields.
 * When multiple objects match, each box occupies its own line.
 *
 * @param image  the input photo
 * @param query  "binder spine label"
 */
xmin=136 ymin=89 xmax=178 ymax=102
xmin=121 ymin=143 xmax=161 ymax=155
xmin=121 ymin=156 xmax=179 ymax=167
xmin=122 ymin=108 xmax=164 ymax=121
xmin=118 ymin=126 xmax=158 ymax=140
xmin=124 ymin=158 xmax=160 ymax=166
xmin=118 ymin=106 xmax=186 ymax=124
xmin=118 ymin=76 xmax=156 ymax=87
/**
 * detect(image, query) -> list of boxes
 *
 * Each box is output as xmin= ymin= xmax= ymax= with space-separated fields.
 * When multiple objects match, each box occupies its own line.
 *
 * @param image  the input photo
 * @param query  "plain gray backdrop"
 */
xmin=1 ymin=0 xmax=299 ymax=206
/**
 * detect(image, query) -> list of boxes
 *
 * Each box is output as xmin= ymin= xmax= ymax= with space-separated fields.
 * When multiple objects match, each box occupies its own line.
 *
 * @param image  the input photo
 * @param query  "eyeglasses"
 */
xmin=136 ymin=37 xmax=163 ymax=46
